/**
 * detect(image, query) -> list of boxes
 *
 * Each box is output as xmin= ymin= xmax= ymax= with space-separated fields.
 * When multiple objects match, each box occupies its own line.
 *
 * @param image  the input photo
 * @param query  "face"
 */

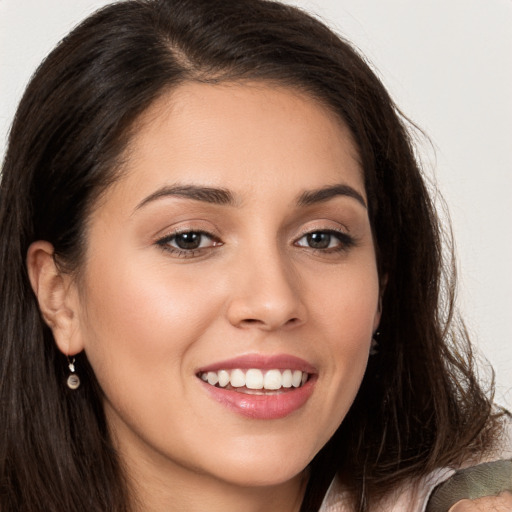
xmin=70 ymin=83 xmax=381 ymax=489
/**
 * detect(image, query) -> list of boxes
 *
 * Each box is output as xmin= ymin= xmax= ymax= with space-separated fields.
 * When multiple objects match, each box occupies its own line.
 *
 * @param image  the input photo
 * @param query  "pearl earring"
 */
xmin=66 ymin=357 xmax=80 ymax=390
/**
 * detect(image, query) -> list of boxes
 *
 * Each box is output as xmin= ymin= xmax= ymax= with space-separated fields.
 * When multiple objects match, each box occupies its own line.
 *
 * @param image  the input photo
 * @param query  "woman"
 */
xmin=0 ymin=1 xmax=509 ymax=511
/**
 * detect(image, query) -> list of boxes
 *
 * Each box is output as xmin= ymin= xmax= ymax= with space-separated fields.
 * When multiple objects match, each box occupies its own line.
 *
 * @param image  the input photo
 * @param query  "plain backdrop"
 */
xmin=1 ymin=0 xmax=511 ymax=408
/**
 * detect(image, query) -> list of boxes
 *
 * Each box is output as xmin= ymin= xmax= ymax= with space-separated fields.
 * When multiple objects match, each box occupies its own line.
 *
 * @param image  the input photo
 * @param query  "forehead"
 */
xmin=113 ymin=81 xmax=364 ymax=207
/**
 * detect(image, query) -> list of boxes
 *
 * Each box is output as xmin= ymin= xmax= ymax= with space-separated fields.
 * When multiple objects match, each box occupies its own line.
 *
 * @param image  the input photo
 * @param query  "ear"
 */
xmin=26 ymin=241 xmax=84 ymax=356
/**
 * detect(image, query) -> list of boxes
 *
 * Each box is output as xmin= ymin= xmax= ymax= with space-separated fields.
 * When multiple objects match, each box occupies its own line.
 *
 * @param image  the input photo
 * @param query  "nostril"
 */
xmin=235 ymin=314 xmax=304 ymax=331
xmin=226 ymin=294 xmax=306 ymax=330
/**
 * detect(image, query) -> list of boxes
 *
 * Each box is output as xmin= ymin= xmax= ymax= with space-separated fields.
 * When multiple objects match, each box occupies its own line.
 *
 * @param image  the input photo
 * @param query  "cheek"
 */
xmin=305 ymin=259 xmax=380 ymax=422
xmin=77 ymin=252 xmax=222 ymax=390
xmin=308 ymin=259 xmax=380 ymax=345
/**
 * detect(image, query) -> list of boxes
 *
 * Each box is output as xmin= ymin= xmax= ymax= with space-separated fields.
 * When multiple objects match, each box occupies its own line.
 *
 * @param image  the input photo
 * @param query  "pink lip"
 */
xmin=197 ymin=353 xmax=317 ymax=420
xmin=197 ymin=353 xmax=317 ymax=373
xmin=201 ymin=377 xmax=316 ymax=420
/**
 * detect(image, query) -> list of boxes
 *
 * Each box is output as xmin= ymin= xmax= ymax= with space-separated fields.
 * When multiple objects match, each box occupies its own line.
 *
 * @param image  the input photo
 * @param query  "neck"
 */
xmin=114 ymin=433 xmax=309 ymax=512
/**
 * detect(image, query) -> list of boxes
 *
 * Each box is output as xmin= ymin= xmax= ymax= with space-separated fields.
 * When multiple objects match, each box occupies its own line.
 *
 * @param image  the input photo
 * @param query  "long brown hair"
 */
xmin=0 ymin=1 xmax=497 ymax=510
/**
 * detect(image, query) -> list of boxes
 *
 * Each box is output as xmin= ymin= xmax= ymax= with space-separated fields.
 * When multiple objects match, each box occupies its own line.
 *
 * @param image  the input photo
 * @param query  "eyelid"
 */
xmin=152 ymin=218 xmax=221 ymax=244
xmin=294 ymin=224 xmax=348 ymax=238
xmin=293 ymin=219 xmax=351 ymax=240
xmin=293 ymin=225 xmax=357 ymax=252
xmin=154 ymin=227 xmax=223 ymax=258
xmin=156 ymin=229 xmax=220 ymax=245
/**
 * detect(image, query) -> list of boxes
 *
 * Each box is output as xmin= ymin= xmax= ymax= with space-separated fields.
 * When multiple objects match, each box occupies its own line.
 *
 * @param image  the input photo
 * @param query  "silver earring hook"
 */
xmin=66 ymin=356 xmax=80 ymax=390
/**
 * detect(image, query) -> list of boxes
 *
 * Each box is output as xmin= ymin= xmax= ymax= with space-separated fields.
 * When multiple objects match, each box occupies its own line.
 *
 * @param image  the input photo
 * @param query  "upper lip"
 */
xmin=197 ymin=353 xmax=317 ymax=374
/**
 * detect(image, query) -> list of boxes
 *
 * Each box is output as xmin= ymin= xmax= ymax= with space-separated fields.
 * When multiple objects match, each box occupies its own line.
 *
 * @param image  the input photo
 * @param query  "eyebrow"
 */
xmin=135 ymin=184 xmax=236 ymax=211
xmin=134 ymin=182 xmax=366 ymax=212
xmin=296 ymin=184 xmax=367 ymax=209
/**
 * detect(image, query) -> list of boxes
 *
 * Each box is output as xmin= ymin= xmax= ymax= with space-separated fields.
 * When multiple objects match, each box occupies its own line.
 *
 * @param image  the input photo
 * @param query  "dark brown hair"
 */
xmin=0 ymin=1 xmax=498 ymax=510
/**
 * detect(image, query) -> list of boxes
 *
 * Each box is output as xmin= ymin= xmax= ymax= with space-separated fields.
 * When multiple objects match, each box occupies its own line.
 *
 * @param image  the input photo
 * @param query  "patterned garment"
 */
xmin=319 ymin=417 xmax=512 ymax=512
xmin=426 ymin=460 xmax=512 ymax=512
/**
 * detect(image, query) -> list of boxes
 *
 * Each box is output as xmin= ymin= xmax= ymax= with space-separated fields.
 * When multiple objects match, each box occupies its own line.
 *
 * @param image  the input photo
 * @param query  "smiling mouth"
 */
xmin=197 ymin=368 xmax=309 ymax=394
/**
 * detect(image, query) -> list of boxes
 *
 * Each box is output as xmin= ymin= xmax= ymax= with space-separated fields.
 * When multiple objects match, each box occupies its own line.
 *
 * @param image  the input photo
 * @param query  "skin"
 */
xmin=28 ymin=83 xmax=382 ymax=512
xmin=449 ymin=492 xmax=512 ymax=512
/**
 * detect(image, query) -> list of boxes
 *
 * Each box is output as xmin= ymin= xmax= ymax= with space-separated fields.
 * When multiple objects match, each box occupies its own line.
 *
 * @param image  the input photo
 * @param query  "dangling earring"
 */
xmin=370 ymin=331 xmax=380 ymax=356
xmin=66 ymin=357 xmax=80 ymax=390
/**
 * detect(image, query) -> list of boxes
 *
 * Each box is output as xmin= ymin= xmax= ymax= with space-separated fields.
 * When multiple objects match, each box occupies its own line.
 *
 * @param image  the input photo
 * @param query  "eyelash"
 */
xmin=155 ymin=228 xmax=355 ymax=258
xmin=294 ymin=228 xmax=356 ymax=254
xmin=155 ymin=230 xmax=222 ymax=258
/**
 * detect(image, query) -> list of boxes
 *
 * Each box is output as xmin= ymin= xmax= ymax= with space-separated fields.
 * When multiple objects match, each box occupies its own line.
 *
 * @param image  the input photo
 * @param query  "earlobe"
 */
xmin=26 ymin=241 xmax=84 ymax=356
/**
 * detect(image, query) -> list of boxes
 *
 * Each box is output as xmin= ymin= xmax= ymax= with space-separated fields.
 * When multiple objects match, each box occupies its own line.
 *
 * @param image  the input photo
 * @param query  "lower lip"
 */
xmin=201 ymin=378 xmax=316 ymax=419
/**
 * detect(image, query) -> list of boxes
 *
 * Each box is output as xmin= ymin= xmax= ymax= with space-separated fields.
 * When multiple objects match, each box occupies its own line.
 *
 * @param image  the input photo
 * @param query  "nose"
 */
xmin=225 ymin=247 xmax=307 ymax=331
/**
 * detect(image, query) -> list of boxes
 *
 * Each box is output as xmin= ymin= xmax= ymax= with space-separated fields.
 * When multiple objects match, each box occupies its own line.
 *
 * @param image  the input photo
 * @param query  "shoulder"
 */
xmin=426 ymin=459 xmax=512 ymax=512
xmin=319 ymin=414 xmax=512 ymax=512
xmin=317 ymin=471 xmax=450 ymax=512
xmin=320 ymin=467 xmax=511 ymax=512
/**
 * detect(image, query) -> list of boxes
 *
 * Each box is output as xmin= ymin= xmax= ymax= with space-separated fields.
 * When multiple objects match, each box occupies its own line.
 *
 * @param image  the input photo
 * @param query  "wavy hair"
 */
xmin=0 ymin=1 xmax=497 ymax=510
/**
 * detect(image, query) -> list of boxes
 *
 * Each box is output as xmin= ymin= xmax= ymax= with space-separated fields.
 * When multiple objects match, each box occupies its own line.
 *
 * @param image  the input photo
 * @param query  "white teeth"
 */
xmin=291 ymin=370 xmax=302 ymax=388
xmin=282 ymin=369 xmax=292 ymax=388
xmin=218 ymin=370 xmax=230 ymax=388
xmin=245 ymin=369 xmax=263 ymax=389
xmin=264 ymin=369 xmax=283 ymax=390
xmin=199 ymin=368 xmax=310 ymax=391
xmin=230 ymin=369 xmax=246 ymax=388
xmin=207 ymin=372 xmax=218 ymax=386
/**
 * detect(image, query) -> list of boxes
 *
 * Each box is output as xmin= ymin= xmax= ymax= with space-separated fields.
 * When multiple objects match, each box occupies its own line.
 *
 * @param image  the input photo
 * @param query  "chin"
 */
xmin=217 ymin=464 xmax=307 ymax=488
xmin=199 ymin=442 xmax=315 ymax=488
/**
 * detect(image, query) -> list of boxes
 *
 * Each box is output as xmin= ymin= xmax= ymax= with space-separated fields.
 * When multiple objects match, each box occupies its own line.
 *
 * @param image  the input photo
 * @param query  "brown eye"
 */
xmin=156 ymin=230 xmax=220 ymax=255
xmin=295 ymin=230 xmax=355 ymax=252
xmin=306 ymin=232 xmax=332 ymax=249
xmin=173 ymin=232 xmax=204 ymax=250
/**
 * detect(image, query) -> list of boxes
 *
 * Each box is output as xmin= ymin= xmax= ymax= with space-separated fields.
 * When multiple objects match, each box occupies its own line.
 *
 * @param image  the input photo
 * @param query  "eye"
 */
xmin=171 ymin=232 xmax=210 ymax=250
xmin=156 ymin=230 xmax=221 ymax=256
xmin=295 ymin=230 xmax=354 ymax=252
